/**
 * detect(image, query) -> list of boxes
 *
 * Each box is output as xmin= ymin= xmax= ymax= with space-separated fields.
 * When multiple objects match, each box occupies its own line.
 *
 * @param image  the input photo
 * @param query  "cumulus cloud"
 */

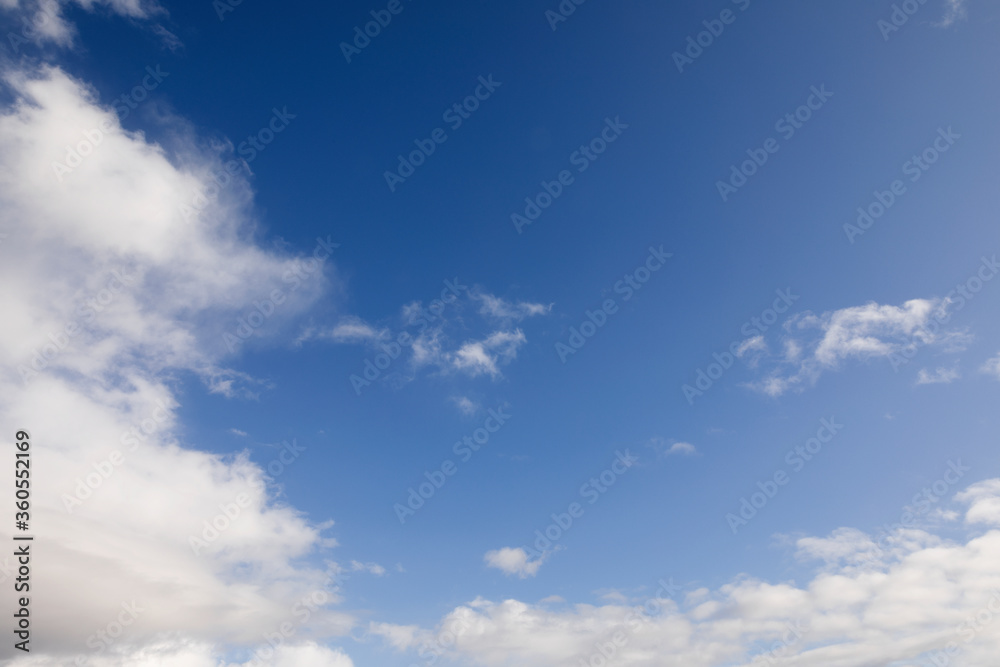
xmin=666 ymin=442 xmax=697 ymax=456
xmin=483 ymin=546 xmax=550 ymax=579
xmin=957 ymin=480 xmax=1000 ymax=527
xmin=378 ymin=479 xmax=1000 ymax=666
xmin=745 ymin=298 xmax=970 ymax=396
xmin=0 ymin=63 xmax=353 ymax=663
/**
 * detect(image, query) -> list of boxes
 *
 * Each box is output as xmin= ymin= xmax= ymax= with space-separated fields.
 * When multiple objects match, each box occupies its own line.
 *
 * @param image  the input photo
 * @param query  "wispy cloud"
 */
xmin=452 ymin=396 xmax=480 ymax=415
xmin=474 ymin=292 xmax=552 ymax=323
xmin=302 ymin=289 xmax=548 ymax=387
xmin=452 ymin=329 xmax=527 ymax=378
xmin=981 ymin=353 xmax=1000 ymax=380
xmin=936 ymin=0 xmax=968 ymax=27
xmin=350 ymin=560 xmax=387 ymax=576
xmin=745 ymin=298 xmax=970 ymax=396
xmin=201 ymin=366 xmax=274 ymax=400
xmin=649 ymin=437 xmax=698 ymax=457
xmin=298 ymin=316 xmax=390 ymax=345
xmin=917 ymin=366 xmax=960 ymax=385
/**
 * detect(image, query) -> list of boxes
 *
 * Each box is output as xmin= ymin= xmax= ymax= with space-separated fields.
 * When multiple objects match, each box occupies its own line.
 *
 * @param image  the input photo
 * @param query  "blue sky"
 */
xmin=2 ymin=0 xmax=1000 ymax=666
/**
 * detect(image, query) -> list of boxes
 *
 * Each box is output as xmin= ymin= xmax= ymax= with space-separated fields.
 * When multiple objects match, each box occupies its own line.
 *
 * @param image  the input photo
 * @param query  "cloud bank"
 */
xmin=0 ymin=61 xmax=354 ymax=664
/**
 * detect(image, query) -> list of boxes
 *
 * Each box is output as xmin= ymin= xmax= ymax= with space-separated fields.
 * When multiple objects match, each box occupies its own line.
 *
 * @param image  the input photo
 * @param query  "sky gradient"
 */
xmin=1 ymin=0 xmax=1000 ymax=666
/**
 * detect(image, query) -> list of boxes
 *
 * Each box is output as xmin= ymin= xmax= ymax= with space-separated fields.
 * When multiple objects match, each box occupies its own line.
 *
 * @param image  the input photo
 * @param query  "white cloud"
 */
xmin=735 ymin=335 xmax=766 ymax=357
xmin=980 ymin=353 xmax=1000 ymax=380
xmin=1 ymin=0 xmax=164 ymax=50
xmin=648 ymin=438 xmax=698 ymax=458
xmin=917 ymin=366 xmax=961 ymax=385
xmin=666 ymin=442 xmax=697 ymax=456
xmin=349 ymin=560 xmax=386 ymax=576
xmin=747 ymin=298 xmax=969 ymax=396
xmin=809 ymin=298 xmax=945 ymax=365
xmin=228 ymin=428 xmax=248 ymax=437
xmin=201 ymin=366 xmax=274 ymax=399
xmin=452 ymin=329 xmax=527 ymax=378
xmin=305 ymin=290 xmax=545 ymax=388
xmin=6 ymin=639 xmax=357 ymax=667
xmin=936 ymin=0 xmax=967 ymax=27
xmin=782 ymin=338 xmax=802 ymax=362
xmin=240 ymin=642 xmax=355 ymax=667
xmin=299 ymin=316 xmax=389 ymax=345
xmin=379 ymin=480 xmax=1000 ymax=666
xmin=956 ymin=479 xmax=1000 ymax=527
xmin=452 ymin=395 xmax=480 ymax=415
xmin=474 ymin=291 xmax=552 ymax=322
xmin=367 ymin=622 xmax=422 ymax=652
xmin=401 ymin=296 xmax=539 ymax=379
xmin=0 ymin=64 xmax=353 ymax=662
xmin=484 ymin=546 xmax=550 ymax=579
xmin=598 ymin=589 xmax=629 ymax=603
